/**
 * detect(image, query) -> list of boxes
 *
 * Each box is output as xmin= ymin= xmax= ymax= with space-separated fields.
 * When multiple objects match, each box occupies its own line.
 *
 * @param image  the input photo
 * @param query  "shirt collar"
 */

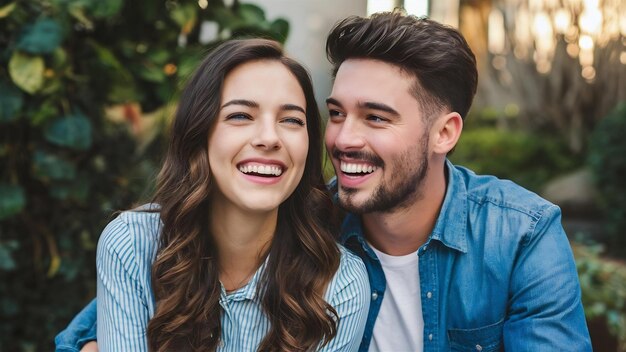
xmin=338 ymin=159 xmax=468 ymax=254
xmin=219 ymin=256 xmax=268 ymax=304
xmin=430 ymin=159 xmax=468 ymax=253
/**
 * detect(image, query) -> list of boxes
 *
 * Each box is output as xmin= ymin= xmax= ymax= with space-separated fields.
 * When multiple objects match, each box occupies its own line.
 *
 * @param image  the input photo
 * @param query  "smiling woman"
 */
xmin=208 ymin=59 xmax=309 ymax=214
xmin=56 ymin=39 xmax=370 ymax=352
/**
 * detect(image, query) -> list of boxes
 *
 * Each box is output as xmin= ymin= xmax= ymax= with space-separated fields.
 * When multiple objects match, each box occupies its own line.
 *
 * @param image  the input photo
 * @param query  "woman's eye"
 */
xmin=282 ymin=117 xmax=305 ymax=126
xmin=225 ymin=113 xmax=252 ymax=121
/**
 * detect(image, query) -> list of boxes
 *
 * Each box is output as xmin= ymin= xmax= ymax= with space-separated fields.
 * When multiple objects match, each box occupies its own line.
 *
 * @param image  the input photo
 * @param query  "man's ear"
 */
xmin=431 ymin=112 xmax=463 ymax=154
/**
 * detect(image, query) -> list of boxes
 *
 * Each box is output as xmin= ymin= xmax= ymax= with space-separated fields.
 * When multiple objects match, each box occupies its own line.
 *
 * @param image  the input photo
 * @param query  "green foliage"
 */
xmin=574 ymin=243 xmax=626 ymax=350
xmin=449 ymin=128 xmax=581 ymax=192
xmin=588 ymin=102 xmax=626 ymax=258
xmin=0 ymin=1 xmax=289 ymax=350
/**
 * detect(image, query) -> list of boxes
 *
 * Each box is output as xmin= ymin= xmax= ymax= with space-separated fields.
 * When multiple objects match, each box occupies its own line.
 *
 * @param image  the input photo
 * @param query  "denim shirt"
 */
xmin=57 ymin=160 xmax=592 ymax=351
xmin=338 ymin=160 xmax=591 ymax=351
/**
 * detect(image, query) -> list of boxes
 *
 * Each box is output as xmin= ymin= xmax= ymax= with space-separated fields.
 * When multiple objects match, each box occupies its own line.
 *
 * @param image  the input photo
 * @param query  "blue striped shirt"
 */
xmin=96 ymin=209 xmax=370 ymax=351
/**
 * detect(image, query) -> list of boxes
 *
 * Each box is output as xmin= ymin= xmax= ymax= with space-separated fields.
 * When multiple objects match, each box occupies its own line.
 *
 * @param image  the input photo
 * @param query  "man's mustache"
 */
xmin=331 ymin=149 xmax=384 ymax=168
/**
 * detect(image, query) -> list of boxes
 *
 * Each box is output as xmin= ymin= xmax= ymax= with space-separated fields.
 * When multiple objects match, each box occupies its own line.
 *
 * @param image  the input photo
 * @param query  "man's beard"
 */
xmin=337 ymin=136 xmax=429 ymax=214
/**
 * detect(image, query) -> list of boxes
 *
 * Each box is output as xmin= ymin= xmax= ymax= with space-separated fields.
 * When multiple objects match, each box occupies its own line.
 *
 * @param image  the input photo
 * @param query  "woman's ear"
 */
xmin=431 ymin=112 xmax=463 ymax=155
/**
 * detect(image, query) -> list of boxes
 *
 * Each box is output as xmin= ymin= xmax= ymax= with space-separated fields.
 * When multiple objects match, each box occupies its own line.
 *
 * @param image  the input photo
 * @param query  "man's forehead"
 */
xmin=329 ymin=59 xmax=416 ymax=107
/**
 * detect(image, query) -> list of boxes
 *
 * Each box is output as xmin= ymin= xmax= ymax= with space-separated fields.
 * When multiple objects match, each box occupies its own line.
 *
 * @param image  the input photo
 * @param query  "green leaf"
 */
xmin=212 ymin=7 xmax=238 ymax=29
xmin=49 ymin=177 xmax=90 ymax=202
xmin=137 ymin=64 xmax=166 ymax=83
xmin=44 ymin=113 xmax=92 ymax=150
xmin=9 ymin=51 xmax=45 ymax=94
xmin=87 ymin=0 xmax=124 ymax=18
xmin=29 ymin=99 xmax=58 ymax=126
xmin=107 ymin=81 xmax=141 ymax=104
xmin=170 ymin=3 xmax=197 ymax=33
xmin=0 ymin=241 xmax=19 ymax=271
xmin=68 ymin=5 xmax=94 ymax=30
xmin=0 ymin=184 xmax=26 ymax=221
xmin=87 ymin=39 xmax=123 ymax=70
xmin=0 ymin=247 xmax=16 ymax=270
xmin=270 ymin=18 xmax=289 ymax=42
xmin=0 ymin=2 xmax=16 ymax=18
xmin=147 ymin=49 xmax=171 ymax=65
xmin=17 ymin=18 xmax=64 ymax=55
xmin=237 ymin=3 xmax=266 ymax=24
xmin=0 ymin=81 xmax=23 ymax=123
xmin=51 ymin=48 xmax=69 ymax=70
xmin=33 ymin=150 xmax=77 ymax=181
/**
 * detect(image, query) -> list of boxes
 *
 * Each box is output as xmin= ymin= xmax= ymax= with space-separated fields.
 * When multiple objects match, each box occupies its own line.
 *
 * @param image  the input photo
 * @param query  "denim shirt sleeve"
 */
xmin=54 ymin=298 xmax=98 ymax=352
xmin=504 ymin=204 xmax=591 ymax=350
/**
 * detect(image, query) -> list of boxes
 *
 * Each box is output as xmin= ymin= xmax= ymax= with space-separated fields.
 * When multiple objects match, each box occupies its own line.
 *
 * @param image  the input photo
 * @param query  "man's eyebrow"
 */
xmin=360 ymin=101 xmax=400 ymax=116
xmin=280 ymin=104 xmax=305 ymax=114
xmin=326 ymin=97 xmax=342 ymax=107
xmin=326 ymin=98 xmax=400 ymax=117
xmin=221 ymin=99 xmax=259 ymax=109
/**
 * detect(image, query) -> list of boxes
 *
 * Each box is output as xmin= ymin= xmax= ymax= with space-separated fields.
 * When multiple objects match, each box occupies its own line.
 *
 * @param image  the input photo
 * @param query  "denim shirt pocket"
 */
xmin=447 ymin=319 xmax=504 ymax=352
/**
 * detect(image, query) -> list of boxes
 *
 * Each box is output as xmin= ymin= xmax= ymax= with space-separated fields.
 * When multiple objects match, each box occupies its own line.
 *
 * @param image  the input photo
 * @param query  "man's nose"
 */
xmin=332 ymin=118 xmax=366 ymax=151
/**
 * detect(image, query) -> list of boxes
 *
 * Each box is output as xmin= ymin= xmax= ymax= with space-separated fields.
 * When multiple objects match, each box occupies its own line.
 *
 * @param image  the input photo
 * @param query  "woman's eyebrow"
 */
xmin=280 ymin=104 xmax=305 ymax=114
xmin=221 ymin=99 xmax=259 ymax=109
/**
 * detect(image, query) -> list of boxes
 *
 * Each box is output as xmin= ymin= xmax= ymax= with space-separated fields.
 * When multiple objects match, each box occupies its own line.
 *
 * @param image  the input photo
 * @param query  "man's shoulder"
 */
xmin=453 ymin=164 xmax=555 ymax=217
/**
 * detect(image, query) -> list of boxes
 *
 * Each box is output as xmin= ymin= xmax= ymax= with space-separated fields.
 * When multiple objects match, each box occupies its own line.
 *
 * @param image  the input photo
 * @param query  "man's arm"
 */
xmin=504 ymin=205 xmax=591 ymax=350
xmin=55 ymin=299 xmax=97 ymax=352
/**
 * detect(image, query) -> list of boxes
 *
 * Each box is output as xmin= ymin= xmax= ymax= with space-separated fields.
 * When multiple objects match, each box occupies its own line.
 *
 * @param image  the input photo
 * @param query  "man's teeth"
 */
xmin=239 ymin=164 xmax=283 ymax=176
xmin=340 ymin=162 xmax=377 ymax=174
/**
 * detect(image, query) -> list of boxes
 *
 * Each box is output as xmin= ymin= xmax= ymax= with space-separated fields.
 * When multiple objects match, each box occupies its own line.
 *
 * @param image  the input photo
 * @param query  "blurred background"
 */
xmin=0 ymin=0 xmax=625 ymax=350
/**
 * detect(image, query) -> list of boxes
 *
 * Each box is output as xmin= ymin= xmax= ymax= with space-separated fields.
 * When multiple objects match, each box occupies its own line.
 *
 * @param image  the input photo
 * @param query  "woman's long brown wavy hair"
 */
xmin=146 ymin=39 xmax=341 ymax=351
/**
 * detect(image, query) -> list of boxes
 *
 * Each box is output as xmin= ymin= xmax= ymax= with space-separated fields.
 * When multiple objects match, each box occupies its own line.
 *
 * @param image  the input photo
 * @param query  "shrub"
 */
xmin=587 ymin=102 xmax=626 ymax=258
xmin=574 ymin=242 xmax=626 ymax=351
xmin=0 ymin=1 xmax=288 ymax=350
xmin=449 ymin=128 xmax=581 ymax=192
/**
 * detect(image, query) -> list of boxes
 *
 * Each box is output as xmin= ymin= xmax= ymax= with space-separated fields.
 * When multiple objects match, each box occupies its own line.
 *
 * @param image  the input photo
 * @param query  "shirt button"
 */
xmin=427 ymin=291 xmax=432 ymax=299
xmin=476 ymin=345 xmax=482 ymax=351
xmin=372 ymin=291 xmax=379 ymax=300
xmin=428 ymin=334 xmax=433 ymax=341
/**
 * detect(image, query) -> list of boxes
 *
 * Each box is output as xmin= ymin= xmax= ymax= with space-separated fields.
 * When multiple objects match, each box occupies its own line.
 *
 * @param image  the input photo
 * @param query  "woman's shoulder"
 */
xmin=97 ymin=204 xmax=161 ymax=263
xmin=323 ymin=244 xmax=370 ymax=309
xmin=329 ymin=245 xmax=369 ymax=292
xmin=337 ymin=245 xmax=366 ymax=272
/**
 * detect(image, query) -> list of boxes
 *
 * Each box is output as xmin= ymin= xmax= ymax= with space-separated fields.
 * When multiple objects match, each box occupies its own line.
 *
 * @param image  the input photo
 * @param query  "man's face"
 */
xmin=325 ymin=58 xmax=432 ymax=214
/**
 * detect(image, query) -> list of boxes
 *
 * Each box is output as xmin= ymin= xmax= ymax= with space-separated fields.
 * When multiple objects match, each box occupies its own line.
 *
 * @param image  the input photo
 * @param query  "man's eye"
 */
xmin=367 ymin=115 xmax=387 ymax=123
xmin=282 ymin=117 xmax=305 ymax=126
xmin=328 ymin=109 xmax=345 ymax=118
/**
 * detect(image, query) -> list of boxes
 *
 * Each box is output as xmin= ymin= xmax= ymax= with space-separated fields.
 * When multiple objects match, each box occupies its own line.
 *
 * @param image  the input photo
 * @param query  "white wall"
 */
xmin=254 ymin=0 xmax=367 ymax=111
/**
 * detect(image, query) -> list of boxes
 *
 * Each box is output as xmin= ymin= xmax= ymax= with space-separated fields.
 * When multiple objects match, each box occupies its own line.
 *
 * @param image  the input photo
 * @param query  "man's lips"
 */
xmin=340 ymin=161 xmax=378 ymax=174
xmin=331 ymin=149 xmax=384 ymax=168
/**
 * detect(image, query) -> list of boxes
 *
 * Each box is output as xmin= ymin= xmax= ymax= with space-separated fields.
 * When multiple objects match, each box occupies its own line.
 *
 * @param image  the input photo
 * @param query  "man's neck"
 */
xmin=362 ymin=163 xmax=447 ymax=256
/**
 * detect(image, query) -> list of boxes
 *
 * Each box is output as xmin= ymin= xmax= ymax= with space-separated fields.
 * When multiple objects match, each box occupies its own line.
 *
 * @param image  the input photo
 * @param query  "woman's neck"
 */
xmin=209 ymin=199 xmax=277 ymax=292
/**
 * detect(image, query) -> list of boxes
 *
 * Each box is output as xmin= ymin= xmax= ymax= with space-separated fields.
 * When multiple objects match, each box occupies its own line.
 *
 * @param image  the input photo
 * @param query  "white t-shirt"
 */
xmin=369 ymin=246 xmax=423 ymax=352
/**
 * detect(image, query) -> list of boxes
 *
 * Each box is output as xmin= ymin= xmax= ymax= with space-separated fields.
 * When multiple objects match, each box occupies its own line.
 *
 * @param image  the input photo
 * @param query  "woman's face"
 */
xmin=208 ymin=60 xmax=309 ymax=214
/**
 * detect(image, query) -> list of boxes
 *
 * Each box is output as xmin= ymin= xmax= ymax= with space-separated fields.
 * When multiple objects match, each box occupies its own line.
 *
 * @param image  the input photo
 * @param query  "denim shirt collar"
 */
xmin=338 ymin=159 xmax=468 ymax=254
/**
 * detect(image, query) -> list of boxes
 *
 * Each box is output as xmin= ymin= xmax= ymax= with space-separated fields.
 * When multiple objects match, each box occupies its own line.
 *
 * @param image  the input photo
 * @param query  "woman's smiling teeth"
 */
xmin=238 ymin=163 xmax=283 ymax=176
xmin=340 ymin=162 xmax=377 ymax=174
